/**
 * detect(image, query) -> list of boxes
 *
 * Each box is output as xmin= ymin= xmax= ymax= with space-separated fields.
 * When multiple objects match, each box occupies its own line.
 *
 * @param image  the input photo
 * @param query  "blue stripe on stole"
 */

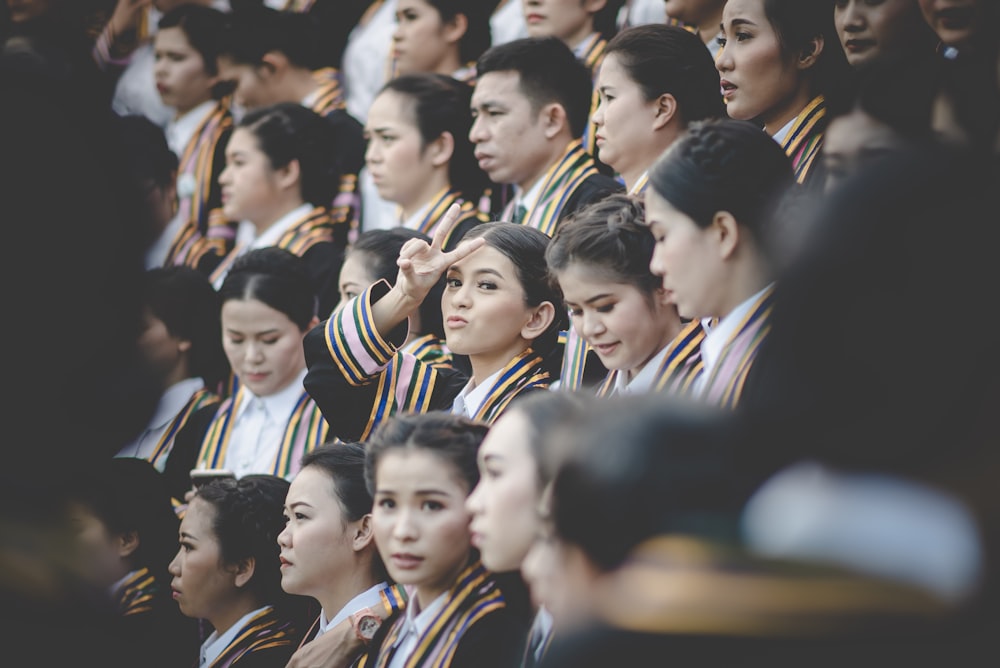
xmin=410 ymin=365 xmax=432 ymax=412
xmin=330 ymin=306 xmax=364 ymax=384
xmin=357 ymin=287 xmax=395 ymax=361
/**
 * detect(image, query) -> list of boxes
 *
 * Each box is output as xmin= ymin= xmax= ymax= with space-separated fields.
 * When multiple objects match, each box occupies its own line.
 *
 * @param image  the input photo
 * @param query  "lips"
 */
xmin=391 ymin=553 xmax=423 ymax=569
xmin=592 ymin=342 xmax=619 ymax=357
xmin=446 ymin=315 xmax=468 ymax=328
xmin=844 ymin=38 xmax=875 ymax=52
xmin=720 ymin=79 xmax=737 ymax=99
xmin=525 ymin=13 xmax=545 ymax=23
xmin=279 ymin=556 xmax=292 ymax=568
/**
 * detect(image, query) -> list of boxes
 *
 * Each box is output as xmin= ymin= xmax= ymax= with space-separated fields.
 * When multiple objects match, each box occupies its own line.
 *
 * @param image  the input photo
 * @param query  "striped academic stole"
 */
xmin=594 ymin=320 xmax=707 ymax=397
xmin=307 ymin=78 xmax=362 ymax=240
xmin=576 ymin=32 xmax=608 ymax=159
xmin=196 ymin=385 xmax=329 ymax=479
xmin=309 ymin=69 xmax=346 ymax=113
xmin=557 ymin=324 xmax=588 ymax=393
xmin=504 ymin=140 xmax=599 ymax=237
xmin=400 ymin=333 xmax=453 ymax=369
xmin=629 ymin=172 xmax=649 ymax=197
xmin=405 ymin=188 xmax=487 ymax=248
xmin=115 ymin=567 xmax=160 ymax=617
xmin=147 ymin=388 xmax=220 ymax=471
xmin=284 ymin=0 xmax=318 ymax=13
xmin=300 ymin=583 xmax=408 ymax=650
xmin=470 ymin=348 xmax=549 ymax=424
xmin=700 ymin=287 xmax=775 ymax=409
xmin=210 ymin=606 xmax=299 ymax=668
xmin=781 ymin=95 xmax=827 ymax=185
xmin=368 ymin=561 xmax=507 ymax=668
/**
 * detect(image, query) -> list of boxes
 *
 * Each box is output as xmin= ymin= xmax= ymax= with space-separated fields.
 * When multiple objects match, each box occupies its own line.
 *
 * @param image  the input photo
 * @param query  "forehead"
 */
xmin=221 ymin=298 xmax=296 ymax=329
xmin=449 ymin=244 xmax=518 ymax=279
xmin=557 ymin=263 xmax=639 ymax=299
xmin=722 ymin=0 xmax=768 ymax=23
xmin=398 ymin=0 xmax=438 ymax=13
xmin=366 ymin=90 xmax=416 ymax=127
xmin=181 ymin=497 xmax=217 ymax=535
xmin=596 ymin=52 xmax=631 ymax=84
xmin=226 ymin=127 xmax=262 ymax=153
xmin=472 ymin=70 xmax=528 ymax=108
xmin=376 ymin=448 xmax=468 ymax=492
xmin=340 ymin=252 xmax=376 ymax=285
xmin=288 ymin=466 xmax=336 ymax=499
xmin=645 ymin=189 xmax=691 ymax=226
xmin=480 ymin=410 xmax=535 ymax=460
xmin=154 ymin=26 xmax=194 ymax=50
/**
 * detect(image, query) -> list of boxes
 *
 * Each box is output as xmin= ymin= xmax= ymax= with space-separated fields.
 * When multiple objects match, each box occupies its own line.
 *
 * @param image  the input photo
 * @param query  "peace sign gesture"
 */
xmin=394 ymin=203 xmax=486 ymax=305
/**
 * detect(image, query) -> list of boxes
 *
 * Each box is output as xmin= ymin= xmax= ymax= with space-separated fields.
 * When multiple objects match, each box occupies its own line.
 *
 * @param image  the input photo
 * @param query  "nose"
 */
xmin=716 ymin=43 xmax=731 ymax=73
xmin=469 ymin=114 xmax=488 ymax=144
xmin=592 ymin=98 xmax=606 ymax=127
xmin=449 ymin=281 xmax=472 ymax=310
xmin=649 ymin=249 xmax=665 ymax=280
xmin=168 ymin=549 xmax=181 ymax=577
xmin=244 ymin=341 xmax=266 ymax=364
xmin=218 ymin=164 xmax=231 ymax=186
xmin=277 ymin=523 xmax=291 ymax=547
xmin=841 ymin=1 xmax=864 ymax=30
xmin=580 ymin=309 xmax=606 ymax=340
xmin=365 ymin=139 xmax=381 ymax=165
xmin=465 ymin=481 xmax=484 ymax=516
xmin=391 ymin=507 xmax=418 ymax=541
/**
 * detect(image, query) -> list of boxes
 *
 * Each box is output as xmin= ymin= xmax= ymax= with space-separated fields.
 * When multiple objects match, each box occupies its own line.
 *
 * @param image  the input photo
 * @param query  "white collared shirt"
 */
xmin=200 ymin=606 xmax=270 ymax=667
xmin=386 ymin=592 xmax=448 ymax=668
xmin=224 ymin=369 xmax=307 ymax=479
xmin=511 ymin=173 xmax=547 ymax=222
xmin=611 ymin=341 xmax=674 ymax=396
xmin=693 ymin=284 xmax=773 ymax=396
xmin=451 ymin=367 xmax=504 ymax=419
xmin=165 ymin=99 xmax=217 ymax=159
xmin=400 ymin=198 xmax=433 ymax=231
xmin=318 ymin=582 xmax=390 ymax=637
xmin=211 ymin=203 xmax=314 ymax=289
xmin=771 ymin=116 xmax=797 ymax=146
xmin=115 ymin=377 xmax=206 ymax=468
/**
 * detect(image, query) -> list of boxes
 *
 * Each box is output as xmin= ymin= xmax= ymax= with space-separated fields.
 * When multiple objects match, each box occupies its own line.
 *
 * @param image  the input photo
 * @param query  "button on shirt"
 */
xmin=224 ymin=370 xmax=307 ymax=478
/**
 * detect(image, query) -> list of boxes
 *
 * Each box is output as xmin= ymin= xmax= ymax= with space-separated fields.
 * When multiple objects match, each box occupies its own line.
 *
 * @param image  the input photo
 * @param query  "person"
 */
xmin=338 ymin=227 xmax=451 ymax=367
xmin=363 ymin=73 xmax=490 ymax=243
xmin=168 ymin=247 xmax=329 ymax=486
xmin=342 ymin=0 xmax=396 ymax=125
xmin=363 ymin=411 xmax=532 ymax=667
xmin=202 ymin=102 xmax=349 ymax=316
xmin=115 ymin=265 xmax=231 ymax=502
xmin=716 ymin=0 xmax=850 ymax=190
xmin=280 ymin=442 xmax=409 ymax=667
xmin=663 ymin=0 xmax=727 ymax=58
xmin=471 ymin=36 xmax=622 ymax=235
xmin=644 ymin=118 xmax=795 ymax=409
xmin=154 ymin=2 xmax=240 ymax=268
xmin=591 ymin=22 xmax=725 ymax=196
xmin=215 ymin=5 xmax=366 ymax=237
xmin=390 ymin=0 xmax=492 ymax=83
xmin=546 ymin=193 xmax=702 ymax=396
xmin=833 ymin=0 xmax=937 ymax=69
xmin=465 ymin=390 xmax=591 ymax=668
xmin=304 ymin=205 xmax=566 ymax=443
xmin=66 ymin=457 xmax=202 ymax=668
xmin=169 ymin=474 xmax=314 ymax=666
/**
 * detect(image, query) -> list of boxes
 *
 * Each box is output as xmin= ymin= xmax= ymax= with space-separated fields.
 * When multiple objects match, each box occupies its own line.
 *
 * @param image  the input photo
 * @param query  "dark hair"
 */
xmin=349 ymin=228 xmax=445 ymax=340
xmin=299 ymin=442 xmax=389 ymax=582
xmin=419 ymin=0 xmax=492 ymax=64
xmin=69 ymin=458 xmax=179 ymax=582
xmin=192 ymin=474 xmax=294 ymax=608
xmin=364 ymin=412 xmax=487 ymax=497
xmin=546 ymin=193 xmax=660 ymax=297
xmin=219 ymin=246 xmax=317 ymax=330
xmin=142 ymin=265 xmax=230 ymax=390
xmin=119 ymin=114 xmax=178 ymax=189
xmin=604 ymin=23 xmax=725 ymax=125
xmin=462 ymin=222 xmax=568 ymax=356
xmin=157 ymin=4 xmax=227 ymax=78
xmin=594 ymin=0 xmax=628 ymax=40
xmin=476 ymin=36 xmax=594 ymax=139
xmin=378 ymin=73 xmax=491 ymax=203
xmin=761 ymin=0 xmax=849 ymax=98
xmin=219 ymin=6 xmax=325 ymax=71
xmin=648 ymin=119 xmax=794 ymax=249
xmin=550 ymin=393 xmax=757 ymax=572
xmin=236 ymin=102 xmax=341 ymax=206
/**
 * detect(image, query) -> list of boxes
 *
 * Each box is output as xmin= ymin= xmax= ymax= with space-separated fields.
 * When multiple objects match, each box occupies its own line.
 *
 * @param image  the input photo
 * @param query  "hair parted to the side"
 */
xmin=219 ymin=246 xmax=317 ymax=330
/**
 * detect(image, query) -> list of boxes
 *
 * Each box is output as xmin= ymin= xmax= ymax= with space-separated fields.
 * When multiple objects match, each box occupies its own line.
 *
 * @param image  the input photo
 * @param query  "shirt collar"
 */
xmin=451 ymin=367 xmax=505 ymax=418
xmin=251 ymin=203 xmax=316 ymax=249
xmin=201 ymin=606 xmax=271 ymax=667
xmin=165 ymin=99 xmax=217 ymax=157
xmin=318 ymin=582 xmax=390 ymax=635
xmin=612 ymin=341 xmax=674 ymax=395
xmin=237 ymin=368 xmax=308 ymax=422
xmin=147 ymin=377 xmax=206 ymax=430
xmin=701 ymin=284 xmax=773 ymax=375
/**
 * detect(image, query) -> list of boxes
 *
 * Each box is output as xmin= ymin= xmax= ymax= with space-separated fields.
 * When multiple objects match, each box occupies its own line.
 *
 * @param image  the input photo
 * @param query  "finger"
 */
xmin=397 ymin=238 xmax=430 ymax=261
xmin=443 ymin=234 xmax=486 ymax=265
xmin=429 ymin=203 xmax=463 ymax=251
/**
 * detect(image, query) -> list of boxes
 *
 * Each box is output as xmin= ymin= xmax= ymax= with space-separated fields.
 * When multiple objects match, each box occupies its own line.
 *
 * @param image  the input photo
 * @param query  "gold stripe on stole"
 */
xmin=410 ymin=187 xmax=462 ymax=236
xmin=197 ymin=388 xmax=246 ymax=470
xmin=147 ymin=388 xmax=218 ymax=468
xmin=652 ymin=320 xmax=706 ymax=392
xmin=780 ymin=95 xmax=826 ymax=184
xmin=700 ymin=286 xmax=774 ymax=408
xmin=471 ymin=349 xmax=548 ymax=424
xmin=523 ymin=140 xmax=599 ymax=237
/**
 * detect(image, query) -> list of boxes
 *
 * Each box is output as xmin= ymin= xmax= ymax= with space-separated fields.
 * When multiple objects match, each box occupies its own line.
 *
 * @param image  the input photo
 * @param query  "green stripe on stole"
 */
xmin=520 ymin=140 xmax=599 ymax=237
xmin=472 ymin=349 xmax=549 ymax=424
xmin=700 ymin=286 xmax=774 ymax=409
xmin=781 ymin=95 xmax=826 ymax=185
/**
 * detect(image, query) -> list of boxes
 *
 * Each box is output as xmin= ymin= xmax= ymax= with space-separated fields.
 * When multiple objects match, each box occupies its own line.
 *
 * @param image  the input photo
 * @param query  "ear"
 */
xmin=427 ymin=131 xmax=455 ymax=168
xmin=118 ymin=530 xmax=140 ymax=559
xmin=177 ymin=337 xmax=193 ymax=354
xmin=521 ymin=301 xmax=556 ymax=342
xmin=352 ymin=514 xmax=375 ymax=552
xmin=797 ymin=35 xmax=824 ymax=71
xmin=712 ymin=210 xmax=740 ymax=261
xmin=540 ymin=103 xmax=568 ymax=140
xmin=276 ymin=158 xmax=301 ymax=193
xmin=652 ymin=92 xmax=678 ymax=130
xmin=233 ymin=556 xmax=256 ymax=589
xmin=653 ymin=285 xmax=672 ymax=308
xmin=442 ymin=12 xmax=468 ymax=46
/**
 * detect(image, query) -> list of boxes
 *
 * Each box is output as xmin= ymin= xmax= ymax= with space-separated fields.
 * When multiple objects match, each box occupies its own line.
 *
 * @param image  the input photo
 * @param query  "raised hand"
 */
xmin=394 ymin=203 xmax=485 ymax=305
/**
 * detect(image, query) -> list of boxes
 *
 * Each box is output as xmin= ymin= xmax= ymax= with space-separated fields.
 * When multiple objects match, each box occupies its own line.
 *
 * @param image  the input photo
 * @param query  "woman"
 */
xmin=364 ymin=411 xmax=532 ymax=667
xmin=591 ymin=23 xmax=724 ymax=195
xmin=168 ymin=247 xmax=329 ymax=486
xmin=716 ymin=0 xmax=850 ymax=189
xmin=390 ymin=0 xmax=492 ymax=83
xmin=663 ymin=0 xmax=728 ymax=58
xmin=644 ymin=118 xmax=795 ymax=409
xmin=363 ymin=73 xmax=490 ymax=247
xmin=169 ymin=474 xmax=314 ymax=666
xmin=304 ymin=206 xmax=565 ymax=443
xmin=833 ymin=0 xmax=936 ymax=68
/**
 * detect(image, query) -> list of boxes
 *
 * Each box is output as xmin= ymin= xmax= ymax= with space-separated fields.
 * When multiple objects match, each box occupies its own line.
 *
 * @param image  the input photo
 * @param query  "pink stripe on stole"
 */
xmin=393 ymin=354 xmax=421 ymax=406
xmin=339 ymin=308 xmax=391 ymax=375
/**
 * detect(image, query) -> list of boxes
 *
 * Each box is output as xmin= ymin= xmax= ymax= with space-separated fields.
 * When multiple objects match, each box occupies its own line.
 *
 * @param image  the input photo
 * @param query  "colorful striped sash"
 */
xmin=210 ymin=606 xmax=298 ymax=668
xmin=308 ymin=69 xmax=346 ymax=115
xmin=700 ymin=286 xmax=775 ymax=409
xmin=196 ymin=385 xmax=329 ymax=479
xmin=505 ymin=140 xmax=599 ymax=237
xmin=400 ymin=333 xmax=453 ymax=368
xmin=404 ymin=188 xmax=487 ymax=248
xmin=470 ymin=348 xmax=549 ymax=424
xmin=370 ymin=561 xmax=506 ymax=668
xmin=147 ymin=388 xmax=220 ymax=471
xmin=116 ymin=567 xmax=159 ymax=617
xmin=781 ymin=95 xmax=827 ymax=185
xmin=594 ymin=319 xmax=706 ymax=397
xmin=629 ymin=172 xmax=649 ymax=196
xmin=557 ymin=324 xmax=589 ymax=393
xmin=576 ymin=32 xmax=607 ymax=160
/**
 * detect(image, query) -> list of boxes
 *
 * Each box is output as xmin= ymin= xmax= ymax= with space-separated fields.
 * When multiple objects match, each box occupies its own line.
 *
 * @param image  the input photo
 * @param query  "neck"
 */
xmin=285 ymin=69 xmax=320 ymax=104
xmin=254 ymin=198 xmax=307 ymax=234
xmin=209 ymin=594 xmax=265 ymax=640
xmin=762 ymin=85 xmax=815 ymax=137
xmin=625 ymin=311 xmax=685 ymax=382
xmin=162 ymin=358 xmax=193 ymax=391
xmin=624 ymin=125 xmax=682 ymax=191
xmin=468 ymin=339 xmax=532 ymax=390
xmin=174 ymin=98 xmax=213 ymax=121
xmin=564 ymin=25 xmax=596 ymax=54
xmin=319 ymin=565 xmax=379 ymax=623
xmin=716 ymin=256 xmax=772 ymax=321
xmin=399 ymin=173 xmax=450 ymax=221
xmin=517 ymin=137 xmax=574 ymax=193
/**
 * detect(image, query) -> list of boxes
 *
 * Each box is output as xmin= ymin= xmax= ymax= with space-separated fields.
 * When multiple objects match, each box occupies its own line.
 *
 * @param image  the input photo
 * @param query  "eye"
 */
xmin=716 ymin=35 xmax=726 ymax=47
xmin=376 ymin=498 xmax=396 ymax=509
xmin=567 ymin=306 xmax=583 ymax=317
xmin=446 ymin=277 xmax=462 ymax=288
xmin=596 ymin=303 xmax=615 ymax=314
xmin=422 ymin=500 xmax=444 ymax=511
xmin=735 ymin=31 xmax=752 ymax=42
xmin=476 ymin=280 xmax=497 ymax=290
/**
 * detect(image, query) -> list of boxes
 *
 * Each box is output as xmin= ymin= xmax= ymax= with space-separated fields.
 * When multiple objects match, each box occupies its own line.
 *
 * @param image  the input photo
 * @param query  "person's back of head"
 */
xmin=761 ymin=0 xmax=851 ymax=99
xmin=476 ymin=36 xmax=594 ymax=140
xmin=220 ymin=6 xmax=325 ymax=72
xmin=220 ymin=246 xmax=318 ymax=332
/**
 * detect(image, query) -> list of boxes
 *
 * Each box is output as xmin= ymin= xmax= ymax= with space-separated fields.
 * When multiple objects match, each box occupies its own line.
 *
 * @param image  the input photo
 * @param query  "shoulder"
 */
xmin=562 ymin=175 xmax=625 ymax=216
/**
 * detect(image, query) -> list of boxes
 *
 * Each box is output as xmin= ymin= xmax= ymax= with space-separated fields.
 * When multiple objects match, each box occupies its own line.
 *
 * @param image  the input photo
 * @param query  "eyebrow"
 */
xmin=447 ymin=266 xmax=504 ymax=280
xmin=285 ymin=501 xmax=313 ymax=511
xmin=725 ymin=17 xmax=758 ymax=29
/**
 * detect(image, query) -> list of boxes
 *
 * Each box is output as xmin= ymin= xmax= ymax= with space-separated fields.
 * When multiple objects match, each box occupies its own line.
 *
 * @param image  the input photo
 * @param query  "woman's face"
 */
xmin=392 ymin=0 xmax=462 ymax=75
xmin=466 ymin=410 xmax=542 ymax=572
xmin=336 ymin=251 xmax=377 ymax=313
xmin=372 ymin=449 xmax=473 ymax=605
xmin=364 ymin=90 xmax=443 ymax=210
xmin=835 ymin=0 xmax=926 ymax=67
xmin=218 ymin=128 xmax=289 ymax=225
xmin=168 ymin=497 xmax=239 ymax=623
xmin=67 ymin=501 xmax=126 ymax=590
xmin=716 ymin=0 xmax=807 ymax=131
xmin=823 ymin=108 xmax=906 ymax=193
xmin=153 ymin=27 xmax=217 ymax=116
xmin=221 ymin=297 xmax=307 ymax=397
xmin=278 ymin=467 xmax=363 ymax=608
xmin=592 ymin=52 xmax=663 ymax=184
xmin=918 ymin=0 xmax=984 ymax=49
